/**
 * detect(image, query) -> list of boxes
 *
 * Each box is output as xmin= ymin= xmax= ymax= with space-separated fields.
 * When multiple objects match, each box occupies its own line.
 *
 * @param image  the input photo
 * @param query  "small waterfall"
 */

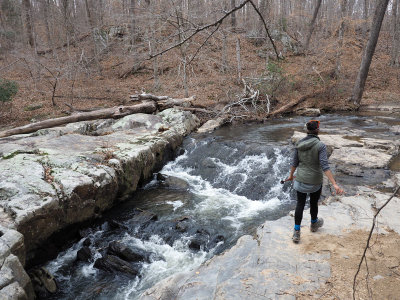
xmin=43 ymin=123 xmax=297 ymax=300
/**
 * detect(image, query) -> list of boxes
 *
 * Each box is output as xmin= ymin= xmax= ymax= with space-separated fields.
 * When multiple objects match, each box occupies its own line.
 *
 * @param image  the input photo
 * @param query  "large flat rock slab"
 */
xmin=0 ymin=110 xmax=199 ymax=258
xmin=140 ymin=188 xmax=400 ymax=300
xmin=141 ymin=216 xmax=331 ymax=300
xmin=291 ymin=131 xmax=399 ymax=169
xmin=329 ymin=147 xmax=393 ymax=168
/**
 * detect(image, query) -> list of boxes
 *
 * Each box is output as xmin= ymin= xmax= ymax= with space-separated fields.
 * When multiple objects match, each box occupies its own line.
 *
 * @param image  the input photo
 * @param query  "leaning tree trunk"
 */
xmin=304 ymin=0 xmax=322 ymax=51
xmin=351 ymin=0 xmax=390 ymax=107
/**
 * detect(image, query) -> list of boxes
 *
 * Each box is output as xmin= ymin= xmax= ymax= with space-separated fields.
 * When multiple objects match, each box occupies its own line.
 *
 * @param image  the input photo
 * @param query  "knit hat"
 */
xmin=306 ymin=120 xmax=320 ymax=131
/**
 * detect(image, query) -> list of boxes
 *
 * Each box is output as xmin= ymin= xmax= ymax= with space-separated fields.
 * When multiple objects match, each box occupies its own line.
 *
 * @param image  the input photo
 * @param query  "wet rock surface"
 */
xmin=94 ymin=255 xmax=140 ymax=277
xmin=107 ymin=241 xmax=150 ymax=263
xmin=140 ymin=129 xmax=400 ymax=300
xmin=0 ymin=109 xmax=199 ymax=299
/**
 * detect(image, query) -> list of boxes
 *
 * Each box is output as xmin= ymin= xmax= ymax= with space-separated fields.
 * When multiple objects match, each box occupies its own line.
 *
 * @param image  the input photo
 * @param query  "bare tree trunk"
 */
xmin=41 ymin=0 xmax=54 ymax=54
xmin=258 ymin=0 xmax=269 ymax=36
xmin=176 ymin=2 xmax=189 ymax=97
xmin=363 ymin=0 xmax=370 ymax=37
xmin=351 ymin=0 xmax=390 ymax=106
xmin=221 ymin=30 xmax=228 ymax=73
xmin=304 ymin=0 xmax=323 ymax=51
xmin=390 ymin=0 xmax=399 ymax=65
xmin=236 ymin=37 xmax=241 ymax=84
xmin=130 ymin=0 xmax=136 ymax=44
xmin=348 ymin=0 xmax=356 ymax=17
xmin=84 ymin=0 xmax=101 ymax=73
xmin=22 ymin=0 xmax=34 ymax=47
xmin=230 ymin=0 xmax=236 ymax=31
xmin=335 ymin=0 xmax=348 ymax=79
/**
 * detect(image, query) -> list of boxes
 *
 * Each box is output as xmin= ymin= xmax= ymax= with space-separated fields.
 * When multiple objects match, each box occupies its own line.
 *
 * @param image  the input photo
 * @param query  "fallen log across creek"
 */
xmin=0 ymin=95 xmax=201 ymax=139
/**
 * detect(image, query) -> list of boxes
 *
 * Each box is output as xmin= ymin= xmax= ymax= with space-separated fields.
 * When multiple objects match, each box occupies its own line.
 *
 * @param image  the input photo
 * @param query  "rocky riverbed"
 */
xmin=140 ymin=126 xmax=400 ymax=300
xmin=1 ymin=111 xmax=400 ymax=300
xmin=0 ymin=109 xmax=199 ymax=299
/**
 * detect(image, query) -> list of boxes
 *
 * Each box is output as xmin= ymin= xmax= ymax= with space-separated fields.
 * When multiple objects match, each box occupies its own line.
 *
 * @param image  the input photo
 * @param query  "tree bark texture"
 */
xmin=22 ymin=0 xmax=34 ymax=47
xmin=351 ymin=0 xmax=390 ymax=106
xmin=335 ymin=0 xmax=348 ymax=79
xmin=236 ymin=37 xmax=242 ymax=84
xmin=230 ymin=0 xmax=236 ymax=30
xmin=390 ymin=0 xmax=399 ymax=65
xmin=304 ymin=0 xmax=323 ymax=51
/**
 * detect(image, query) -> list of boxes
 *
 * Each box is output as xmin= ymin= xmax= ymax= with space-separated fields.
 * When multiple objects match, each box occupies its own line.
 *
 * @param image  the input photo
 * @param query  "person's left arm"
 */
xmin=286 ymin=148 xmax=298 ymax=181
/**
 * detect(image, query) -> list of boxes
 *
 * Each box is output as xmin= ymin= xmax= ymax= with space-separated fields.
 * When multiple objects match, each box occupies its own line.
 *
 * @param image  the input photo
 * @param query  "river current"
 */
xmin=42 ymin=113 xmax=400 ymax=299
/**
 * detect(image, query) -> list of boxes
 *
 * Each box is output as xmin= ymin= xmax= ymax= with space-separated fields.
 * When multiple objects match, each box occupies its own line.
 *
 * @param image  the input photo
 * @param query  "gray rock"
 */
xmin=197 ymin=117 xmax=227 ymax=133
xmin=295 ymin=108 xmax=321 ymax=117
xmin=158 ymin=174 xmax=190 ymax=190
xmin=2 ymin=255 xmax=34 ymax=300
xmin=330 ymin=147 xmax=392 ymax=168
xmin=0 ymin=109 xmax=199 ymax=262
xmin=107 ymin=241 xmax=150 ymax=262
xmin=0 ymin=281 xmax=28 ymax=300
xmin=94 ymin=254 xmax=140 ymax=277
xmin=0 ymin=228 xmax=25 ymax=266
xmin=291 ymin=131 xmax=363 ymax=149
xmin=29 ymin=267 xmax=57 ymax=298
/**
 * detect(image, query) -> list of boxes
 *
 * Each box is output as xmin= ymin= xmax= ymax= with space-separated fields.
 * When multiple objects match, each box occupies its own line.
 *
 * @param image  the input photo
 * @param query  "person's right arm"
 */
xmin=324 ymin=169 xmax=344 ymax=195
xmin=319 ymin=143 xmax=344 ymax=195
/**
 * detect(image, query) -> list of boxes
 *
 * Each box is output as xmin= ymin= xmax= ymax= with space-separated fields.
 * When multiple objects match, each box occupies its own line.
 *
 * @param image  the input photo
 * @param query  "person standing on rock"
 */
xmin=285 ymin=120 xmax=344 ymax=243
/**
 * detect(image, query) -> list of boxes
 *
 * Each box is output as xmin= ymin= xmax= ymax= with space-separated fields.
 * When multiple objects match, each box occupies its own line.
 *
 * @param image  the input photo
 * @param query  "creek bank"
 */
xmin=140 ymin=129 xmax=400 ymax=300
xmin=0 ymin=108 xmax=200 ymax=299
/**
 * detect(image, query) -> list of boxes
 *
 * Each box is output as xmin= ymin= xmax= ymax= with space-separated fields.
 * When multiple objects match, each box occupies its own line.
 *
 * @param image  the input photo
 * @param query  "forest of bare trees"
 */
xmin=0 ymin=0 xmax=399 ymax=125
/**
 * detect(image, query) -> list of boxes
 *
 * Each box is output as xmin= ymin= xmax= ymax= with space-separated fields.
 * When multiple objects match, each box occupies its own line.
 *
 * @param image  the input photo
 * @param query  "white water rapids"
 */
xmin=44 ymin=136 xmax=293 ymax=300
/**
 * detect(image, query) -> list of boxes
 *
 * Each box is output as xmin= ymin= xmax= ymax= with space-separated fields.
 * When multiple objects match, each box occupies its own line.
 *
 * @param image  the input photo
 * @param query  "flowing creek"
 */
xmin=41 ymin=113 xmax=400 ymax=300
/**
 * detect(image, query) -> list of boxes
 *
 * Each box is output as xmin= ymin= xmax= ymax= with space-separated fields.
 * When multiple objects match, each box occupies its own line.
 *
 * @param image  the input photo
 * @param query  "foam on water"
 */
xmin=43 ymin=130 xmax=294 ymax=300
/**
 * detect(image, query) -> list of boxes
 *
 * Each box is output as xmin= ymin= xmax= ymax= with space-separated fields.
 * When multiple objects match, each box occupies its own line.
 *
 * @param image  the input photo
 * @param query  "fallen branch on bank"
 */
xmin=352 ymin=186 xmax=400 ymax=300
xmin=0 ymin=102 xmax=156 ymax=138
xmin=0 ymin=93 xmax=200 ymax=138
xmin=222 ymin=80 xmax=269 ymax=115
xmin=267 ymin=87 xmax=327 ymax=117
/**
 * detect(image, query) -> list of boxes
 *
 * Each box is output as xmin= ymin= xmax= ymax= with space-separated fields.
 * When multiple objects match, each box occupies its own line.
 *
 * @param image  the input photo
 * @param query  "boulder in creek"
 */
xmin=107 ymin=241 xmax=150 ymax=263
xmin=295 ymin=108 xmax=321 ymax=117
xmin=93 ymin=254 xmax=140 ymax=277
xmin=131 ymin=209 xmax=158 ymax=225
xmin=157 ymin=173 xmax=190 ymax=190
xmin=174 ymin=216 xmax=191 ymax=233
xmin=188 ymin=229 xmax=211 ymax=251
xmin=82 ymin=238 xmax=91 ymax=247
xmin=76 ymin=246 xmax=92 ymax=262
xmin=108 ymin=220 xmax=128 ymax=230
xmin=28 ymin=267 xmax=57 ymax=298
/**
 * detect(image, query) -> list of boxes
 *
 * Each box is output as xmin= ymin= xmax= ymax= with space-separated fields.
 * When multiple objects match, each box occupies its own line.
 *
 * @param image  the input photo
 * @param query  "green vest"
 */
xmin=296 ymin=135 xmax=323 ymax=185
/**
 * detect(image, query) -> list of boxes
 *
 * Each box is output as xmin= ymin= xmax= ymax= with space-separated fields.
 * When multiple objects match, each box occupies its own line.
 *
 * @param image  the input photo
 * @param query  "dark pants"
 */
xmin=294 ymin=187 xmax=322 ymax=226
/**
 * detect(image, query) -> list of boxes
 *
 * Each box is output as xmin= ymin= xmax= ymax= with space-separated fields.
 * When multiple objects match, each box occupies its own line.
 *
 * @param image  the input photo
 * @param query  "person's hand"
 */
xmin=333 ymin=184 xmax=344 ymax=195
xmin=286 ymin=175 xmax=296 ymax=182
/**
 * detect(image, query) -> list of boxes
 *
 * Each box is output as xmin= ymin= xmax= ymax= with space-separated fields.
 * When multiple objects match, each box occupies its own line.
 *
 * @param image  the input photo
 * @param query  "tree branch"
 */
xmin=146 ymin=0 xmax=251 ymax=60
xmin=248 ymin=0 xmax=280 ymax=60
xmin=352 ymin=186 xmax=400 ymax=300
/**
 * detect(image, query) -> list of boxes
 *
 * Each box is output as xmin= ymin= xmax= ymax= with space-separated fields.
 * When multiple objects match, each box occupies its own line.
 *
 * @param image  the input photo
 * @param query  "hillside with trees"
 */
xmin=0 ymin=0 xmax=399 ymax=128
